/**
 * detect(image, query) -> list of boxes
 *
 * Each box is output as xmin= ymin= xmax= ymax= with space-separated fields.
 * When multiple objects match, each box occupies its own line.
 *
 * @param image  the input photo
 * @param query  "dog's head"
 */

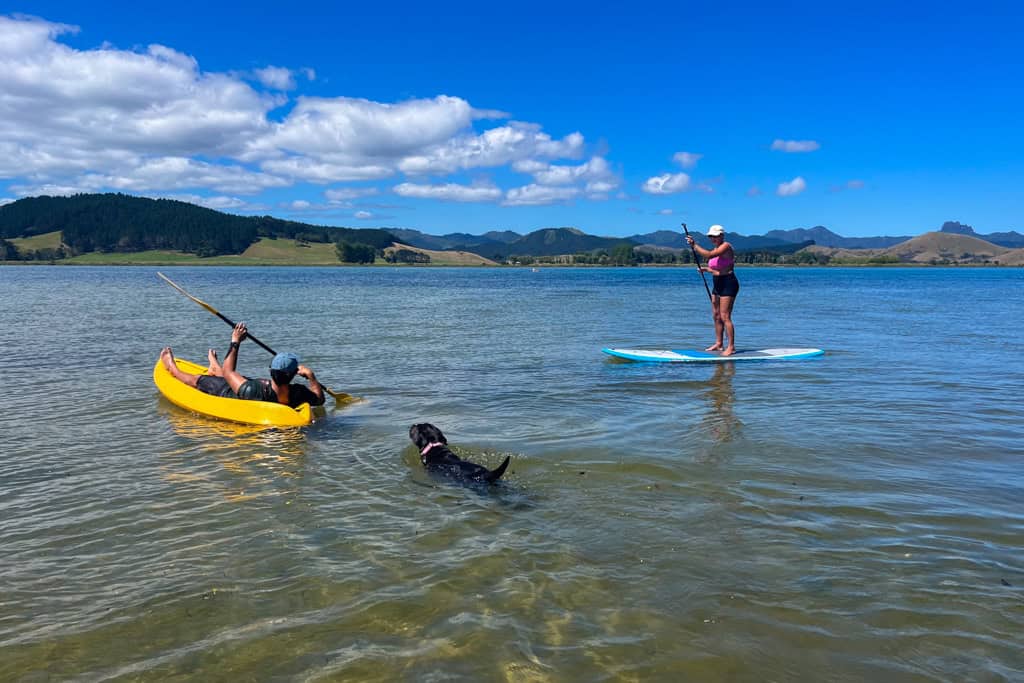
xmin=409 ymin=422 xmax=447 ymax=450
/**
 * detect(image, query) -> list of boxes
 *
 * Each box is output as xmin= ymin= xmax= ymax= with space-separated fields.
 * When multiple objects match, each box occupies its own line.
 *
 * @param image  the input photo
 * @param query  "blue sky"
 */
xmin=1 ymin=2 xmax=1021 ymax=237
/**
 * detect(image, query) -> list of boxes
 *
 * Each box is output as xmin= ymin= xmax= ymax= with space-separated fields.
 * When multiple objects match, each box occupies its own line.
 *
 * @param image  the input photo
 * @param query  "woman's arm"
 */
xmin=704 ymin=241 xmax=733 ymax=258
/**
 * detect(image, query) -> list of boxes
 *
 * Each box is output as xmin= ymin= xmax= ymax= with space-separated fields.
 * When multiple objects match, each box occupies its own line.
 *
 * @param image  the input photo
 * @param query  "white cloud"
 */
xmin=354 ymin=210 xmax=373 ymax=219
xmin=260 ymin=157 xmax=393 ymax=182
xmin=502 ymin=184 xmax=580 ymax=206
xmin=0 ymin=14 xmax=612 ymax=207
xmin=847 ymin=179 xmax=864 ymax=189
xmin=776 ymin=176 xmax=807 ymax=196
xmin=254 ymin=66 xmax=296 ymax=90
xmin=397 ymin=123 xmax=584 ymax=176
xmin=162 ymin=193 xmax=259 ymax=211
xmin=393 ymin=182 xmax=502 ymax=202
xmin=771 ymin=139 xmax=820 ymax=153
xmin=641 ymin=172 xmax=691 ymax=194
xmin=529 ymin=156 xmax=617 ymax=188
xmin=585 ymin=180 xmax=617 ymax=194
xmin=0 ymin=197 xmax=14 ymax=206
xmin=251 ymin=95 xmax=475 ymax=160
xmin=672 ymin=151 xmax=702 ymax=169
xmin=658 ymin=208 xmax=673 ymax=215
xmin=325 ymin=187 xmax=380 ymax=201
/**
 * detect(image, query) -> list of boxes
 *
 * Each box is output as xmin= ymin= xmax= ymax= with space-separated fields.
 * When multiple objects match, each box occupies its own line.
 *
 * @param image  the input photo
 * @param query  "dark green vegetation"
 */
xmin=0 ymin=193 xmax=396 ymax=261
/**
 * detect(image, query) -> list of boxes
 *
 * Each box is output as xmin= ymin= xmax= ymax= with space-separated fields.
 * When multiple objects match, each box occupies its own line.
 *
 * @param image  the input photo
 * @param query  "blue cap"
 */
xmin=270 ymin=352 xmax=299 ymax=374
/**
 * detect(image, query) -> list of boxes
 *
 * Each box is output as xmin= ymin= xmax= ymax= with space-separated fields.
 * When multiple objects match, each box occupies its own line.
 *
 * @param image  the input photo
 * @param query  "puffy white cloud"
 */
xmin=260 ymin=157 xmax=393 ymax=183
xmin=771 ymin=139 xmax=820 ymax=153
xmin=0 ymin=14 xmax=610 ymax=207
xmin=502 ymin=184 xmax=579 ymax=206
xmin=776 ymin=176 xmax=807 ymax=196
xmin=0 ymin=197 xmax=14 ymax=206
xmin=251 ymin=95 xmax=475 ymax=160
xmin=354 ymin=210 xmax=373 ymax=219
xmin=397 ymin=124 xmax=584 ymax=176
xmin=162 ymin=193 xmax=261 ymax=211
xmin=325 ymin=187 xmax=380 ymax=201
xmin=254 ymin=66 xmax=296 ymax=90
xmin=528 ymin=157 xmax=617 ymax=189
xmin=672 ymin=151 xmax=702 ymax=169
xmin=12 ymin=156 xmax=288 ymax=195
xmin=393 ymin=182 xmax=502 ymax=202
xmin=585 ymin=180 xmax=617 ymax=194
xmin=641 ymin=172 xmax=691 ymax=194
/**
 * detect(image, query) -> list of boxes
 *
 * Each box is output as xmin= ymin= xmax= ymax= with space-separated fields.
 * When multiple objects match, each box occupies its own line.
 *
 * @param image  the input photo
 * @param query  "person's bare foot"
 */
xmin=160 ymin=346 xmax=176 ymax=371
xmin=721 ymin=346 xmax=736 ymax=357
xmin=705 ymin=344 xmax=724 ymax=352
xmin=206 ymin=348 xmax=222 ymax=375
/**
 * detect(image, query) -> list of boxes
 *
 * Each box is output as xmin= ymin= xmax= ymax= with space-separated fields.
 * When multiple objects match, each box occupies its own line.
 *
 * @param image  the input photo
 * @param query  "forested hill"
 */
xmin=0 ymin=194 xmax=398 ymax=256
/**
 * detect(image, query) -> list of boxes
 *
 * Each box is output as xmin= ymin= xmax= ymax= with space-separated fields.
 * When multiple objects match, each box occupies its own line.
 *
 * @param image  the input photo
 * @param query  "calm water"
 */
xmin=1 ymin=265 xmax=1022 ymax=682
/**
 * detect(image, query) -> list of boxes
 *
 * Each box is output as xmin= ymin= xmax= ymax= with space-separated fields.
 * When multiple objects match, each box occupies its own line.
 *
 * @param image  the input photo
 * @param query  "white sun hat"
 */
xmin=706 ymin=224 xmax=725 ymax=237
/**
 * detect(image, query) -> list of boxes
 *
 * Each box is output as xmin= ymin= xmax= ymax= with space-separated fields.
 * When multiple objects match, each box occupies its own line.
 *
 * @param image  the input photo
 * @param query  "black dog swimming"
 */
xmin=409 ymin=423 xmax=510 ymax=484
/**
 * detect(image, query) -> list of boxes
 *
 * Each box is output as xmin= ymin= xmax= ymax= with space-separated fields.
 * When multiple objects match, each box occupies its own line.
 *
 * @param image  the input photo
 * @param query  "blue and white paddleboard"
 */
xmin=602 ymin=347 xmax=824 ymax=363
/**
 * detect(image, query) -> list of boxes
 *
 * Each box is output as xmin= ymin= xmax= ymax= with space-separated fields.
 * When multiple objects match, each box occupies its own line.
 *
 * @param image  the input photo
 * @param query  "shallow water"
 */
xmin=1 ymin=265 xmax=1022 ymax=681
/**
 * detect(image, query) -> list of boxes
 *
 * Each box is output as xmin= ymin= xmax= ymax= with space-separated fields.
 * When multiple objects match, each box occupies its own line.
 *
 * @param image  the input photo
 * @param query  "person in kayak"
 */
xmin=685 ymin=224 xmax=739 ymax=356
xmin=160 ymin=322 xmax=325 ymax=408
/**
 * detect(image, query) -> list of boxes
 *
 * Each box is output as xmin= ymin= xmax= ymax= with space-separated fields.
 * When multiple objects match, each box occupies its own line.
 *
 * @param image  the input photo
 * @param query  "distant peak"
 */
xmin=940 ymin=221 xmax=975 ymax=235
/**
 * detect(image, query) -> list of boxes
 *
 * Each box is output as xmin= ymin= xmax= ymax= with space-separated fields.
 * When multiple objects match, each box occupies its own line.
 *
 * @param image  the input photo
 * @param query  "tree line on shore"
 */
xmin=0 ymin=193 xmax=396 ymax=260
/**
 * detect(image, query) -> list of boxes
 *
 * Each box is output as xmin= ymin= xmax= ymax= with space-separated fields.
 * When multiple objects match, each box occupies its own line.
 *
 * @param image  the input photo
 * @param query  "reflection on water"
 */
xmin=159 ymin=404 xmax=310 ymax=501
xmin=703 ymin=362 xmax=741 ymax=444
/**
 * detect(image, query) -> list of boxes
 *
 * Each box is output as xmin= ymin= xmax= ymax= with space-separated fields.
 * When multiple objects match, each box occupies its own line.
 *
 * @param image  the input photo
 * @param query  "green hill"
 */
xmin=0 ymin=193 xmax=398 ymax=259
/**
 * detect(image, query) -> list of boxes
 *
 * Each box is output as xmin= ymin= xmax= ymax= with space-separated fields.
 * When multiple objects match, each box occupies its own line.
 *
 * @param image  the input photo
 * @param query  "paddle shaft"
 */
xmin=682 ymin=223 xmax=714 ymax=303
xmin=157 ymin=272 xmax=349 ymax=402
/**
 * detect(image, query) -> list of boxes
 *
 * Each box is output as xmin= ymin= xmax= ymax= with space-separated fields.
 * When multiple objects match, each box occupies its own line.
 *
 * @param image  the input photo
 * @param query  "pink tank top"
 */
xmin=708 ymin=255 xmax=734 ymax=272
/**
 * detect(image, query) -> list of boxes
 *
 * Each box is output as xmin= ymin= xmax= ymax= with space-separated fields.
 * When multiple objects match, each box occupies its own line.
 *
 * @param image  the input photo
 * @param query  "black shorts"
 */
xmin=196 ymin=375 xmax=237 ymax=398
xmin=712 ymin=273 xmax=739 ymax=297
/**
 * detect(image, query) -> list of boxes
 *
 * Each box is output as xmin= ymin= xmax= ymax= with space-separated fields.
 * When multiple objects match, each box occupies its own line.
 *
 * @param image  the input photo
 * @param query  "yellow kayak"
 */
xmin=153 ymin=357 xmax=326 ymax=427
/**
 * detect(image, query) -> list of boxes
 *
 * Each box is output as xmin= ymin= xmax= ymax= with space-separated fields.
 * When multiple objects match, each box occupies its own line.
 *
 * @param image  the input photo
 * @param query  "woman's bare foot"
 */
xmin=721 ymin=346 xmax=736 ymax=357
xmin=705 ymin=344 xmax=724 ymax=352
xmin=160 ymin=347 xmax=176 ymax=371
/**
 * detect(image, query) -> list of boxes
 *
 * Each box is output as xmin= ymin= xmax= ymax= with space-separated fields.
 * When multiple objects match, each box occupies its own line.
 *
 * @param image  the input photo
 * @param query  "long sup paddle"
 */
xmin=157 ymin=272 xmax=353 ymax=403
xmin=682 ymin=223 xmax=713 ymax=303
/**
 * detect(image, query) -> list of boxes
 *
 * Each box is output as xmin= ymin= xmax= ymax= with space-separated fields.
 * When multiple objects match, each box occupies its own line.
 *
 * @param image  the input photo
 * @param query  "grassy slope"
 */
xmin=63 ymin=238 xmax=350 ymax=265
xmin=384 ymin=242 xmax=497 ymax=265
xmin=9 ymin=230 xmax=62 ymax=251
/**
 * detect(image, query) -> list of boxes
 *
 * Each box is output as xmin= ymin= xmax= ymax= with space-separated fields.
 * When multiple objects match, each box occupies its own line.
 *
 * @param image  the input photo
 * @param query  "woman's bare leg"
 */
xmin=720 ymin=296 xmax=737 ymax=356
xmin=706 ymin=295 xmax=724 ymax=351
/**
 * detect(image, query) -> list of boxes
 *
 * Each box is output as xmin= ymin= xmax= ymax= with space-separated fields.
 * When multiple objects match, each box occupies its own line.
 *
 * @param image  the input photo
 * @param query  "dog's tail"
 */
xmin=485 ymin=456 xmax=511 ymax=483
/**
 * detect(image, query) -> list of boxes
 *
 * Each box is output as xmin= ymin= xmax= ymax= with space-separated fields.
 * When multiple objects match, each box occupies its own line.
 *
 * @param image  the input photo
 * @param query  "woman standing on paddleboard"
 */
xmin=686 ymin=224 xmax=739 ymax=356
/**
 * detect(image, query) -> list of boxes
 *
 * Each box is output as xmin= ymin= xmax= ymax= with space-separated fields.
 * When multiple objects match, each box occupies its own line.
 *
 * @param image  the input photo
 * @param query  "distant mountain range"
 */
xmin=392 ymin=221 xmax=1024 ymax=257
xmin=389 ymin=226 xmax=635 ymax=259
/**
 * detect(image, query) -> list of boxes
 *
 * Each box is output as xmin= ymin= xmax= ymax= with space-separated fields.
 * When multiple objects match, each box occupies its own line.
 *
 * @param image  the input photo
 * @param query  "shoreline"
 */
xmin=2 ymin=260 xmax=1018 ymax=268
